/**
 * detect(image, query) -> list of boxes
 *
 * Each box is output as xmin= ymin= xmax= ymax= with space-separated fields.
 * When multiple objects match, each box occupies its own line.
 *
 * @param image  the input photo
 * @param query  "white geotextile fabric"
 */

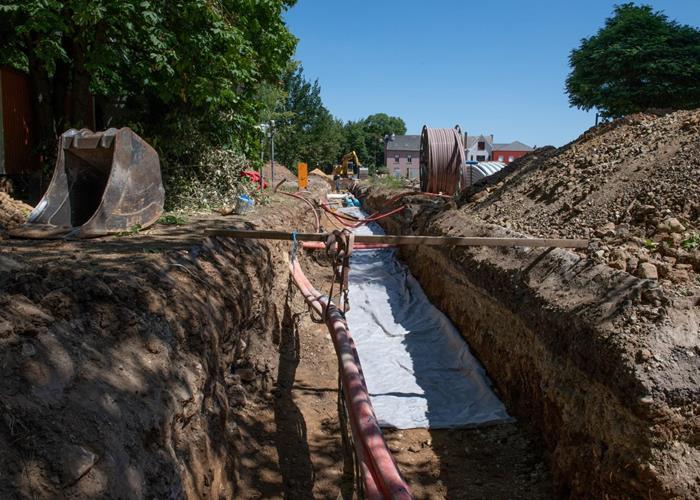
xmin=343 ymin=208 xmax=511 ymax=429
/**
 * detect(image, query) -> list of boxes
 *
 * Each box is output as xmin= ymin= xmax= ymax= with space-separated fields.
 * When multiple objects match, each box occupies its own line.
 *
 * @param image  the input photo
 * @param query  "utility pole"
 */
xmin=257 ymin=123 xmax=269 ymax=191
xmin=269 ymin=120 xmax=275 ymax=185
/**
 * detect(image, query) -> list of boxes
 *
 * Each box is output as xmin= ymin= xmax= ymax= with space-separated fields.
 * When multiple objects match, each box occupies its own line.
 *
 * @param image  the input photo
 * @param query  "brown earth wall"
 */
xmin=361 ymin=188 xmax=699 ymax=499
xmin=0 ymin=214 xmax=305 ymax=499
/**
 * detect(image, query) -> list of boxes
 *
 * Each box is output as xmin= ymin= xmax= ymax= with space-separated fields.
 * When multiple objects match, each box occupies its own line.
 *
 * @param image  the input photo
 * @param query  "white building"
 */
xmin=465 ymin=134 xmax=494 ymax=162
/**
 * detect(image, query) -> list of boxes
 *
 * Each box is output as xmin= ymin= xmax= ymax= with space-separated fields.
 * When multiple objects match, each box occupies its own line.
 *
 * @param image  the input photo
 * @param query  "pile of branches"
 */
xmin=163 ymin=149 xmax=262 ymax=211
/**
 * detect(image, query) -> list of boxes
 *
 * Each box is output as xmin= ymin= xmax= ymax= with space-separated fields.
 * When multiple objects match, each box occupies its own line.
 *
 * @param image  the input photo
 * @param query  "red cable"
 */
xmin=289 ymin=256 xmax=413 ymax=499
xmin=321 ymin=204 xmax=407 ymax=228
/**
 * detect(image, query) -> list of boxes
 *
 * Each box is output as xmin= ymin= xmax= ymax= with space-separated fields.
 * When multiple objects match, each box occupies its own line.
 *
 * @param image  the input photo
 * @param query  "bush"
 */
xmin=163 ymin=149 xmax=263 ymax=211
xmin=368 ymin=175 xmax=407 ymax=190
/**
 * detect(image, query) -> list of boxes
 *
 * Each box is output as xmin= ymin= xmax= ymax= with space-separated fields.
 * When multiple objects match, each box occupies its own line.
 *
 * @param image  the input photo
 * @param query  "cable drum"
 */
xmin=419 ymin=125 xmax=465 ymax=195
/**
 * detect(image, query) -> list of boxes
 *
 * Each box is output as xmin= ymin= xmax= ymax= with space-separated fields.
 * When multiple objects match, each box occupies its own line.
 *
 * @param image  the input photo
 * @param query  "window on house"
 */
xmin=407 ymin=155 xmax=412 ymax=163
xmin=478 ymin=141 xmax=485 ymax=150
xmin=393 ymin=168 xmax=401 ymax=177
xmin=476 ymin=155 xmax=486 ymax=162
xmin=394 ymin=155 xmax=400 ymax=163
xmin=508 ymin=156 xmax=514 ymax=162
xmin=498 ymin=155 xmax=504 ymax=162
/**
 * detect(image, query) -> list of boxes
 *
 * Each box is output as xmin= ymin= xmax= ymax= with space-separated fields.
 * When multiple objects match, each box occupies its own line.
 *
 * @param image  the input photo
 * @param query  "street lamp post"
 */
xmin=268 ymin=120 xmax=275 ymax=185
xmin=257 ymin=123 xmax=270 ymax=191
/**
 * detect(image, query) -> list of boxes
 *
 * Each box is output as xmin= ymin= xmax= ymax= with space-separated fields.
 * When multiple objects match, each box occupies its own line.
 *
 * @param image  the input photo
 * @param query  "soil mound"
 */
xmin=0 ymin=192 xmax=32 ymax=234
xmin=262 ymin=162 xmax=296 ymax=182
xmin=472 ymin=109 xmax=700 ymax=292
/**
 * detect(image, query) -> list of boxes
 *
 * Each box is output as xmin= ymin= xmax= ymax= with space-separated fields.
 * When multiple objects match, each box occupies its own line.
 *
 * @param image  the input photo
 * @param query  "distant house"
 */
xmin=385 ymin=132 xmax=533 ymax=178
xmin=466 ymin=134 xmax=533 ymax=164
xmin=492 ymin=141 xmax=533 ymax=164
xmin=465 ymin=134 xmax=494 ymax=162
xmin=384 ymin=134 xmax=420 ymax=178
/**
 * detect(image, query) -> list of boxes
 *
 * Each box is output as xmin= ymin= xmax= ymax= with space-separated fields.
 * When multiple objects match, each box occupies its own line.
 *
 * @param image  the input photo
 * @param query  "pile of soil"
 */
xmin=471 ymin=109 xmax=700 ymax=293
xmin=0 ymin=192 xmax=32 ymax=234
xmin=262 ymin=162 xmax=296 ymax=182
xmin=360 ymin=142 xmax=700 ymax=498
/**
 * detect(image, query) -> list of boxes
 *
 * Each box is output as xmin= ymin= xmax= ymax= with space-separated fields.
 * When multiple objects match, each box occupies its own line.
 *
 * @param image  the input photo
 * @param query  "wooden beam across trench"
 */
xmin=205 ymin=229 xmax=589 ymax=249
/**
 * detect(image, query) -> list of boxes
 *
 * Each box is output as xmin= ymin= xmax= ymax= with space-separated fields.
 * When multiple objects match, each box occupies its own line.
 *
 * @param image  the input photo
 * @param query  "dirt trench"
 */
xmin=1 ymin=190 xmax=562 ymax=499
xmin=360 ymin=188 xmax=699 ymax=499
xmin=0 ymin=203 xmax=333 ymax=498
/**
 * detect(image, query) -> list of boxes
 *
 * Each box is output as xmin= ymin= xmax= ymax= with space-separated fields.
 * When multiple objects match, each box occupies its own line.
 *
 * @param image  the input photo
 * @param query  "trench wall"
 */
xmin=0 ymin=222 xmax=299 ymax=499
xmin=362 ymin=189 xmax=699 ymax=499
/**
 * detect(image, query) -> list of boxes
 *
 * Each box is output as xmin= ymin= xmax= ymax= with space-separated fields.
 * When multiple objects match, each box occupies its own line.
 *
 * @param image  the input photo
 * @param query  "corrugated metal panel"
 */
xmin=1 ymin=67 xmax=39 ymax=175
xmin=462 ymin=161 xmax=506 ymax=186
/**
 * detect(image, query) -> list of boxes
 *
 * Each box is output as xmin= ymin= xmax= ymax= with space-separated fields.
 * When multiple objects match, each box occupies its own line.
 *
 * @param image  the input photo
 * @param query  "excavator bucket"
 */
xmin=10 ymin=128 xmax=164 ymax=239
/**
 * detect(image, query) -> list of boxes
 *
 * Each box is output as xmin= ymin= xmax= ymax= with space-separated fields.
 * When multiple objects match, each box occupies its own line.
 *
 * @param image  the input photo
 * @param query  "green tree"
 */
xmin=0 ymin=0 xmax=297 ymax=161
xmin=340 ymin=120 xmax=370 ymax=167
xmin=273 ymin=65 xmax=343 ymax=171
xmin=339 ymin=114 xmax=406 ymax=169
xmin=566 ymin=3 xmax=700 ymax=118
xmin=362 ymin=113 xmax=407 ymax=167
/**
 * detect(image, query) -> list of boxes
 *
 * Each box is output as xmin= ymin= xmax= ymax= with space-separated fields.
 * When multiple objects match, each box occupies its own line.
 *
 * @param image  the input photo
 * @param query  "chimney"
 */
xmin=490 ymin=134 xmax=494 ymax=144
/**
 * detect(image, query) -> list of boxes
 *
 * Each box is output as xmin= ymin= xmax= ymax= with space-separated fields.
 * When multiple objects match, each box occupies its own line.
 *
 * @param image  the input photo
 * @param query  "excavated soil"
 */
xmin=3 ymin=111 xmax=697 ymax=498
xmin=0 ymin=193 xmax=325 ymax=498
xmin=1 ymin=185 xmax=559 ymax=499
xmin=359 ymin=111 xmax=700 ymax=500
xmin=470 ymin=109 xmax=700 ymax=295
xmin=0 ymin=191 xmax=32 ymax=236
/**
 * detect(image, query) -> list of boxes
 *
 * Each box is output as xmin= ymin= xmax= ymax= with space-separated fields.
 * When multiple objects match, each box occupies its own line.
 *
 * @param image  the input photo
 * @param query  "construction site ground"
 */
xmin=0 ymin=188 xmax=551 ymax=499
xmin=1 ymin=109 xmax=698 ymax=499
xmin=357 ymin=110 xmax=699 ymax=499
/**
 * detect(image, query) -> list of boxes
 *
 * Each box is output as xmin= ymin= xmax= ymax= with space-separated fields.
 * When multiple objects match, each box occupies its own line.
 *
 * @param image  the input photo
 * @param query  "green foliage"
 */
xmin=341 ymin=121 xmax=371 ymax=168
xmin=643 ymin=238 xmax=657 ymax=251
xmin=271 ymin=64 xmax=343 ymax=171
xmin=262 ymin=64 xmax=407 ymax=173
xmin=164 ymin=148 xmax=260 ymax=211
xmin=363 ymin=113 xmax=408 ymax=167
xmin=341 ymin=114 xmax=406 ymax=169
xmin=116 ymin=224 xmax=142 ymax=237
xmin=566 ymin=3 xmax=700 ymax=118
xmin=681 ymin=234 xmax=700 ymax=251
xmin=369 ymin=175 xmax=407 ymax=190
xmin=157 ymin=214 xmax=187 ymax=225
xmin=0 ymin=0 xmax=297 ymax=162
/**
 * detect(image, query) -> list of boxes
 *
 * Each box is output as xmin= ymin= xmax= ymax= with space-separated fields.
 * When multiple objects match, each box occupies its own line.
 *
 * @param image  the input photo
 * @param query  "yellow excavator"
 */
xmin=333 ymin=151 xmax=362 ymax=178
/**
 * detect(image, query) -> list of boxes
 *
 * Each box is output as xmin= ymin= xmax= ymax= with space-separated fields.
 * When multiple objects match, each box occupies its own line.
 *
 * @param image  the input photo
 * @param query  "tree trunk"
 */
xmin=27 ymin=36 xmax=57 ymax=160
xmin=68 ymin=38 xmax=91 ymax=129
xmin=51 ymin=37 xmax=72 ymax=136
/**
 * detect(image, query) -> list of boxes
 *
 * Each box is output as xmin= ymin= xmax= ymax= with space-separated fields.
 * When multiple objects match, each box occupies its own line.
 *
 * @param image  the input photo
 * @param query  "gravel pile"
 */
xmin=471 ymin=109 xmax=700 ymax=292
xmin=0 ymin=191 xmax=31 ymax=236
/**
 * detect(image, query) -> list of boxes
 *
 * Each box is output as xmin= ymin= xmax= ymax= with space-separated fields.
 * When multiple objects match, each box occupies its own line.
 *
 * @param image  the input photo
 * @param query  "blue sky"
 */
xmin=284 ymin=1 xmax=700 ymax=147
